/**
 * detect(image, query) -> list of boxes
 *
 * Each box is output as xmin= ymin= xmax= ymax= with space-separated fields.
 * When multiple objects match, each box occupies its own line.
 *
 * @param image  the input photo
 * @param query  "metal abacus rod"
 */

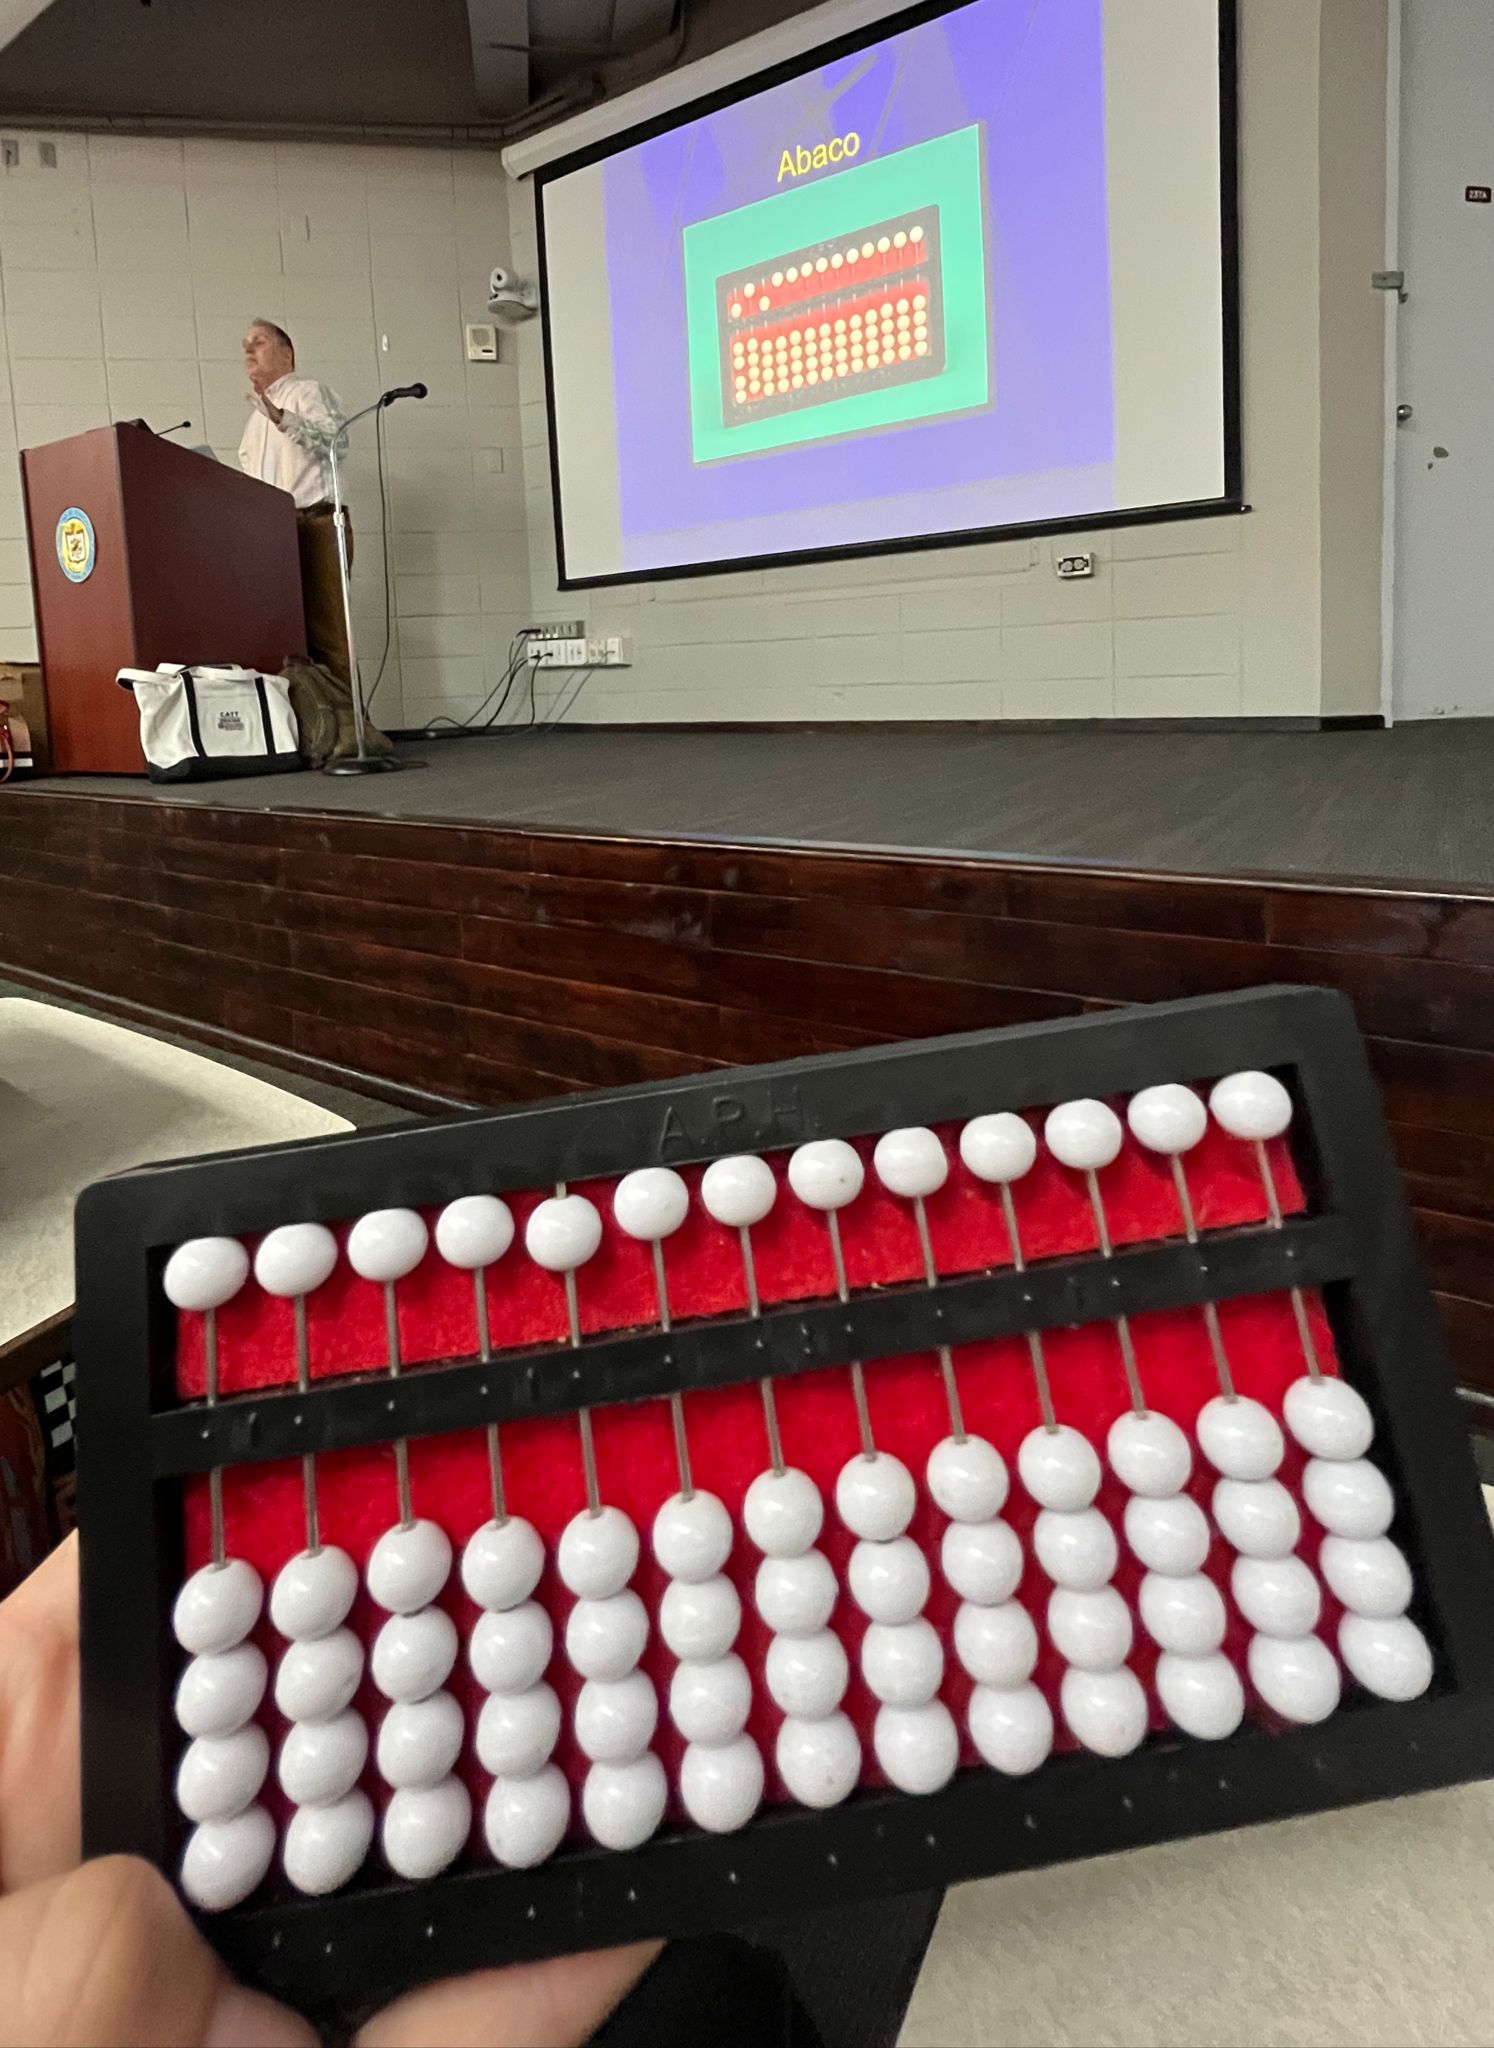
xmin=165 ymin=1238 xmax=276 ymax=1915
xmin=349 ymin=1208 xmax=471 ymax=1883
xmin=527 ymin=1184 xmax=666 ymax=1853
xmin=1208 ymin=1072 xmax=1434 ymax=1705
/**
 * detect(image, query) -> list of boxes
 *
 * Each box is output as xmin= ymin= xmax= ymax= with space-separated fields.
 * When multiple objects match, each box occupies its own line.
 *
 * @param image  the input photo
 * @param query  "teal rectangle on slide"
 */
xmin=683 ymin=125 xmax=988 ymax=465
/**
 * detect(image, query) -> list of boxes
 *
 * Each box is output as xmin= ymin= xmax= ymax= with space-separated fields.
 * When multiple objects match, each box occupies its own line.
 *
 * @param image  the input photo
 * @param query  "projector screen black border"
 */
xmin=533 ymin=0 xmax=1243 ymax=592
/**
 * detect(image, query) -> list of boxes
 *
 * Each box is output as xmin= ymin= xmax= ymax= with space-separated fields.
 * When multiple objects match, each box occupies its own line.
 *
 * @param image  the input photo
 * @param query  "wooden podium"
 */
xmin=21 ymin=423 xmax=306 ymax=773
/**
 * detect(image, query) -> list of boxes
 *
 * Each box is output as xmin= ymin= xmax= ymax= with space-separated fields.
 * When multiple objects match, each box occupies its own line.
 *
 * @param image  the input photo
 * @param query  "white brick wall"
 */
xmin=0 ymin=131 xmax=526 ymax=730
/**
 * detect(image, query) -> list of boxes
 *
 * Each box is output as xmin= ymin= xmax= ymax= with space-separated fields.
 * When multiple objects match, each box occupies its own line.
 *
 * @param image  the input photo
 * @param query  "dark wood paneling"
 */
xmin=3 ymin=786 xmax=1492 ymax=1417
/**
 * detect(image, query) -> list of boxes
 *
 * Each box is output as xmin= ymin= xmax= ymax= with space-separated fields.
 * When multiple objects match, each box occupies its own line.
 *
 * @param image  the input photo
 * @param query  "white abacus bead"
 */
xmin=1044 ymin=1098 xmax=1123 ymax=1173
xmin=775 ymin=1711 xmax=861 ymax=1809
xmin=765 ymin=1629 xmax=849 ymax=1718
xmin=849 ymin=1537 xmax=930 ymax=1625
xmin=176 ymin=1725 xmax=269 ymax=1825
xmin=524 ymin=1193 xmax=604 ymax=1272
xmin=164 ymin=1236 xmax=251 ymax=1314
xmin=1302 ymin=1457 xmax=1395 ymax=1539
xmin=671 ymin=1654 xmax=753 ymax=1744
xmin=558 ymin=1505 xmax=640 ymax=1600
xmin=875 ymin=1700 xmax=959 ymax=1796
xmin=462 ymin=1517 xmax=544 ymax=1612
xmin=565 ymin=1589 xmax=649 ymax=1682
xmin=371 ymin=1606 xmax=458 ymax=1703
xmin=1247 ymin=1632 xmax=1341 ymax=1723
xmin=873 ymin=1126 xmax=949 ymax=1199
xmin=787 ymin=1137 xmax=865 ymax=1210
xmin=955 ymin=1600 xmax=1039 ymax=1687
xmin=1319 ymin=1534 xmax=1413 ymax=1619
xmin=279 ymin=1710 xmax=368 ymax=1806
xmin=383 ymin=1777 xmax=471 ymax=1881
xmin=367 ymin=1519 xmax=452 ymax=1615
xmin=968 ymin=1683 xmax=1054 ymax=1775
xmin=251 ymin=1223 xmax=338 ymax=1300
xmin=582 ymin=1753 xmax=668 ymax=1851
xmin=1060 ymin=1666 xmax=1148 ymax=1757
xmin=485 ymin=1765 xmax=570 ymax=1869
xmin=346 ymin=1206 xmax=428 ymax=1284
xmin=1047 ymin=1586 xmax=1132 ymax=1671
xmin=1196 ymin=1396 xmax=1285 ymax=1481
xmin=743 ymin=1468 xmax=823 ymax=1557
xmin=270 ymin=1545 xmax=357 ymax=1641
xmin=1126 ymin=1084 xmax=1208 ymax=1156
xmin=958 ymin=1112 xmax=1037 ymax=1185
xmin=862 ymin=1618 xmax=944 ymax=1707
xmin=1106 ymin=1411 xmax=1193 ymax=1498
xmin=434 ymin=1194 xmax=515 ymax=1271
xmin=173 ymin=1559 xmax=263 ymax=1656
xmin=1156 ymin=1651 xmax=1245 ymax=1741
xmin=613 ymin=1166 xmax=690 ymax=1242
xmin=377 ymin=1692 xmax=464 ymax=1790
xmin=1283 ymin=1375 xmax=1374 ymax=1461
xmin=652 ymin=1490 xmax=733 ymax=1582
xmin=941 ymin=1518 xmax=1023 ymax=1606
xmin=835 ymin=1452 xmax=916 ymax=1541
xmin=661 ymin=1573 xmax=742 ymax=1660
xmin=927 ymin=1435 xmax=1009 ymax=1521
xmin=680 ymin=1734 xmax=765 ymax=1834
xmin=1138 ymin=1571 xmax=1227 ymax=1655
xmin=700 ymin=1153 xmax=778 ymax=1229
xmin=476 ymin=1684 xmax=562 ymax=1776
xmin=753 ymin=1552 xmax=835 ymax=1636
xmin=1018 ymin=1425 xmax=1101 ymax=1512
xmin=575 ymin=1670 xmax=659 ymax=1763
xmin=1033 ymin=1507 xmax=1118 ymax=1592
xmin=274 ymin=1629 xmax=363 ymax=1723
xmin=180 ymin=1804 xmax=275 ymax=1913
xmin=470 ymin=1602 xmax=553 ymax=1695
xmin=1339 ymin=1612 xmax=1433 ymax=1701
xmin=1125 ymin=1492 xmax=1212 ymax=1575
xmin=1208 ymin=1070 xmax=1293 ymax=1142
xmin=1211 ymin=1478 xmax=1301 ymax=1558
xmin=175 ymin=1642 xmax=267 ymax=1739
xmin=284 ymin=1789 xmax=375 ymax=1896
xmin=1232 ymin=1554 xmax=1322 ymax=1637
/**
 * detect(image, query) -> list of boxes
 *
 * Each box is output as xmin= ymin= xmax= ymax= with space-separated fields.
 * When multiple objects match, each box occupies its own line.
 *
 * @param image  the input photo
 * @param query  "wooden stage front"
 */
xmin=3 ymin=733 xmax=1492 ymax=1428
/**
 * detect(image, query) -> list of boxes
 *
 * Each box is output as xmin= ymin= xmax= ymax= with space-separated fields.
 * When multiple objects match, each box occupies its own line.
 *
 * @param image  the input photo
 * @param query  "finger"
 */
xmin=0 ymin=1535 xmax=80 ymax=1889
xmin=0 ymin=1854 xmax=316 ymax=2048
xmin=354 ymin=1939 xmax=661 ymax=2048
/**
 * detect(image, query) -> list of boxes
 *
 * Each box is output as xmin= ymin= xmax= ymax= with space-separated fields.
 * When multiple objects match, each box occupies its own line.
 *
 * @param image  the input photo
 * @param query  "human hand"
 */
xmin=0 ymin=1538 xmax=657 ymax=2045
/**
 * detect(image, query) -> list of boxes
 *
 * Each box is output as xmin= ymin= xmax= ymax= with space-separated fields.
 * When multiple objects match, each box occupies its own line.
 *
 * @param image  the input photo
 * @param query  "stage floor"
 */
xmin=19 ymin=720 xmax=1492 ymax=888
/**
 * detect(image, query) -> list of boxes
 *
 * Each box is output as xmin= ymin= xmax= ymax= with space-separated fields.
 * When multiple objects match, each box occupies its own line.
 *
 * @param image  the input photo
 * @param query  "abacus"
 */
xmin=717 ymin=208 xmax=944 ymax=421
xmin=75 ymin=987 xmax=1494 ymax=2025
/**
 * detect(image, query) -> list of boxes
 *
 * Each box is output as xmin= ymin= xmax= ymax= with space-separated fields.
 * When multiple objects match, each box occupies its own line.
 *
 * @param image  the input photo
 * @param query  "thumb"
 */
xmin=0 ymin=1854 xmax=316 ymax=2047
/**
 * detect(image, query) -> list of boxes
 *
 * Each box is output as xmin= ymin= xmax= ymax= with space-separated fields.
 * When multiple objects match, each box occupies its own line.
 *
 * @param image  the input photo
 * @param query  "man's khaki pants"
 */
xmin=296 ymin=502 xmax=353 ymax=686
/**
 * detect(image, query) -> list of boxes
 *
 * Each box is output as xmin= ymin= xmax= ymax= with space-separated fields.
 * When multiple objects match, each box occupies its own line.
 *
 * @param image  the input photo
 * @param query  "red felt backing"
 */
xmin=175 ymin=1110 xmax=1332 ymax=1861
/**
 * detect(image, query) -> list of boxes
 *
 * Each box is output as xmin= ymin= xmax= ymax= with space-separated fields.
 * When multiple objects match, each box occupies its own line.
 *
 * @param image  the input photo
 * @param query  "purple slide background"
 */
xmin=596 ymin=0 xmax=1113 ymax=560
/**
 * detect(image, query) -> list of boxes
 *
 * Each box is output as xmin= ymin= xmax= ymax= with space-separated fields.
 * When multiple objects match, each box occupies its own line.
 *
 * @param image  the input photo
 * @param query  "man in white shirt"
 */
xmin=237 ymin=320 xmax=352 ymax=684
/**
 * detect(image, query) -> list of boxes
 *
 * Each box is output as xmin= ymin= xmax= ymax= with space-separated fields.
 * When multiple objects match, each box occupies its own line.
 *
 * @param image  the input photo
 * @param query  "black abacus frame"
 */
xmin=73 ymin=984 xmax=1494 ymax=2024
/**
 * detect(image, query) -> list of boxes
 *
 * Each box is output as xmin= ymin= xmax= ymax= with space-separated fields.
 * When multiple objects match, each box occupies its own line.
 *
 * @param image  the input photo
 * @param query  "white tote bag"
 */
xmin=116 ymin=664 xmax=303 ymax=783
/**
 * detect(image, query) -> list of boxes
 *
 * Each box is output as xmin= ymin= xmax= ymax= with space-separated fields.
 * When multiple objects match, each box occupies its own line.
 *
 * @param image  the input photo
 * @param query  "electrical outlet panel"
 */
xmin=524 ymin=631 xmax=632 ymax=670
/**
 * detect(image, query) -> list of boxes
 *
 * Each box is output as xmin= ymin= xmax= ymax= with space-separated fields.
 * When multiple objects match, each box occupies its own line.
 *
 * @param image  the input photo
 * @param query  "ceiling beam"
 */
xmin=466 ymin=0 xmax=530 ymax=116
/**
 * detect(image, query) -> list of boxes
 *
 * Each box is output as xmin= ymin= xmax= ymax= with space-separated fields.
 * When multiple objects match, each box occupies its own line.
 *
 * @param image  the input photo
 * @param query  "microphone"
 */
xmin=157 ymin=420 xmax=193 ymax=436
xmin=379 ymin=383 xmax=427 ymax=406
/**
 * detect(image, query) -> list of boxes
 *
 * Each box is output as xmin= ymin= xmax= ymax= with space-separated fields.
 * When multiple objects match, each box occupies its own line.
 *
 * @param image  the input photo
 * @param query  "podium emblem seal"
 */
xmin=56 ymin=506 xmax=95 ymax=583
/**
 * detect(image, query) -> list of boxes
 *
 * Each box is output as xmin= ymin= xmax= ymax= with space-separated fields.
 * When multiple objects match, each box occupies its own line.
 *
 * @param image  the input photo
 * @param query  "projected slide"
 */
xmin=539 ymin=0 xmax=1232 ymax=584
xmin=685 ymin=131 xmax=984 ymax=462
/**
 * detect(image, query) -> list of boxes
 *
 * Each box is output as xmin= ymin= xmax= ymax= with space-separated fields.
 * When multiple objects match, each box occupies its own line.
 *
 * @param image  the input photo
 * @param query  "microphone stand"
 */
xmin=323 ymin=387 xmax=425 ymax=778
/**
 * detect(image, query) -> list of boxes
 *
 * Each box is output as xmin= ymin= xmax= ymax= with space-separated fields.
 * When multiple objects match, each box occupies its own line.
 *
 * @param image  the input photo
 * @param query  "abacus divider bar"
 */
xmin=151 ymin=1215 xmax=1356 ymax=1478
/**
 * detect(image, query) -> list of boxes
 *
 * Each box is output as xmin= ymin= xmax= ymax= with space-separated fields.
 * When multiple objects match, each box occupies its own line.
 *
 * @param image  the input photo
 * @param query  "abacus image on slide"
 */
xmin=682 ymin=124 xmax=988 ymax=465
xmin=74 ymin=986 xmax=1494 ymax=2023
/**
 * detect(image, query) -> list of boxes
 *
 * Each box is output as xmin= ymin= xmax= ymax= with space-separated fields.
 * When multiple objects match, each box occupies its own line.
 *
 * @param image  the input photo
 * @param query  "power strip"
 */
xmin=525 ymin=634 xmax=632 ymax=669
